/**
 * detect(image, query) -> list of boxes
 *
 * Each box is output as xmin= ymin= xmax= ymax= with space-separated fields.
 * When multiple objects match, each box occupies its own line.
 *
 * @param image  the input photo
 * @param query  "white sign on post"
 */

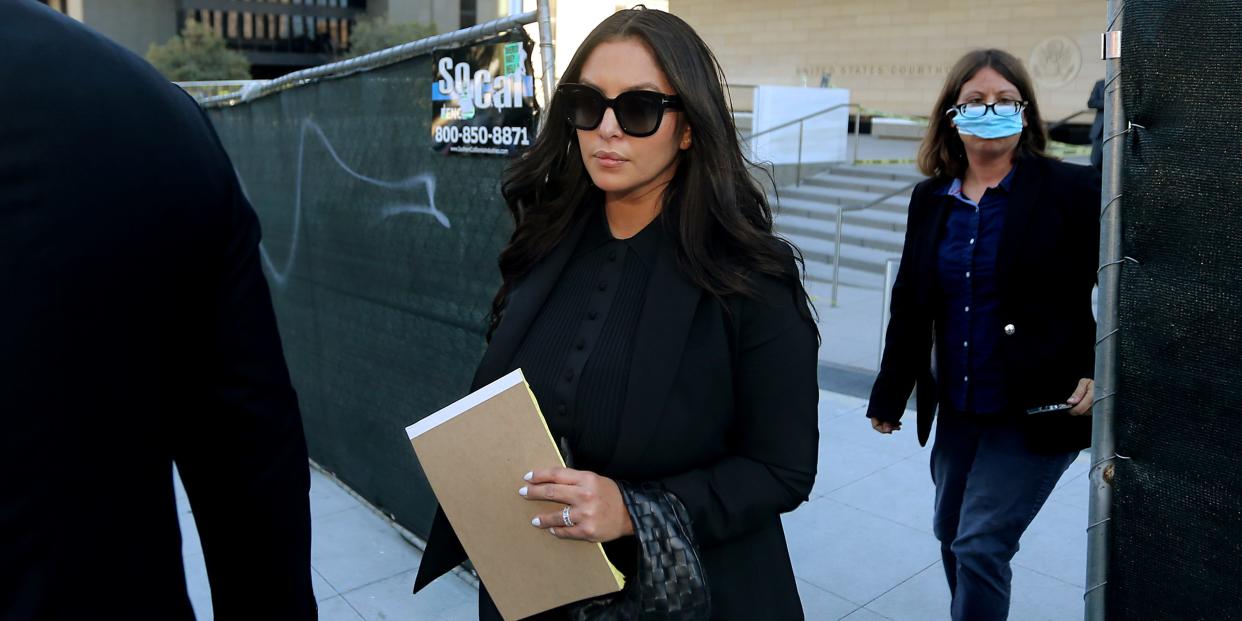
xmin=750 ymin=86 xmax=851 ymax=166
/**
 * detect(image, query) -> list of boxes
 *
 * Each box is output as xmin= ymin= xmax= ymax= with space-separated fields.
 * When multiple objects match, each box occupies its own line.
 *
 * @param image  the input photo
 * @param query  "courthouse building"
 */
xmin=37 ymin=0 xmax=1103 ymax=122
xmin=672 ymin=0 xmax=1104 ymax=122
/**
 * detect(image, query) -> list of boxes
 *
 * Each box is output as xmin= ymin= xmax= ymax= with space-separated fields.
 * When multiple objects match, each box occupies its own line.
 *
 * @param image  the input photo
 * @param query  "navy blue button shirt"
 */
xmin=935 ymin=165 xmax=1016 ymax=414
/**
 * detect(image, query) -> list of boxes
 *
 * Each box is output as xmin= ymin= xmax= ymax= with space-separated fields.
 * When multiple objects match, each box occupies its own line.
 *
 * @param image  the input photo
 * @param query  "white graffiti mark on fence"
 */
xmin=234 ymin=118 xmax=450 ymax=286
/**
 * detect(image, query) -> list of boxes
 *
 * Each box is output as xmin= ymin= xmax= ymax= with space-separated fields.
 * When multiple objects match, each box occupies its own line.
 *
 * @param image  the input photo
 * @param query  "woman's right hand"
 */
xmin=870 ymin=417 xmax=901 ymax=434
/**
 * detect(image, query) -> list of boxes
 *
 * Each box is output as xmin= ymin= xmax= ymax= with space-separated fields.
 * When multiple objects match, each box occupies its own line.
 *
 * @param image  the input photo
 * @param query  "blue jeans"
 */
xmin=930 ymin=412 xmax=1078 ymax=621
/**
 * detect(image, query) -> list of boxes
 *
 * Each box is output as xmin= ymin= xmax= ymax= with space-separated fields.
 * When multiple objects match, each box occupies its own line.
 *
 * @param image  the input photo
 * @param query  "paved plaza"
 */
xmin=180 ymin=348 xmax=1092 ymax=620
xmin=180 ymin=154 xmax=1095 ymax=620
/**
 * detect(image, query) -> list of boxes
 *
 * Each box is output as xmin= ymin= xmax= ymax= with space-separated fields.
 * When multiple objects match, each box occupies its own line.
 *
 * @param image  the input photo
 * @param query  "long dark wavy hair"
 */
xmin=918 ymin=48 xmax=1049 ymax=179
xmin=489 ymin=7 xmax=816 ymax=340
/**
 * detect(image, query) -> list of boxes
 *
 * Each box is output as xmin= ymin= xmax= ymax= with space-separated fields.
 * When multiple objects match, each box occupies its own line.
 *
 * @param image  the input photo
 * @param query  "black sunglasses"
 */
xmin=557 ymin=83 xmax=683 ymax=137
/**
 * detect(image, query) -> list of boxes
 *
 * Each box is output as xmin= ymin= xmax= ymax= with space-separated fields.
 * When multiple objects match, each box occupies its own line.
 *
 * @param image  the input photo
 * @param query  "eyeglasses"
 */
xmin=947 ymin=100 xmax=1028 ymax=118
xmin=557 ymin=83 xmax=683 ymax=137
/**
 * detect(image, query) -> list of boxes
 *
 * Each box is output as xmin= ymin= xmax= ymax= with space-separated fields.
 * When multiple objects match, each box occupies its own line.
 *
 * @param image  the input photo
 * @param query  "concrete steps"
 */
xmin=800 ymin=173 xmax=916 ymax=196
xmin=777 ymin=185 xmax=911 ymax=214
xmin=735 ymin=112 xmax=753 ymax=141
xmin=774 ymin=196 xmax=908 ymax=231
xmin=802 ymin=257 xmax=887 ymax=290
xmin=782 ymin=232 xmax=896 ymax=275
xmin=771 ymin=164 xmax=924 ymax=288
xmin=775 ymin=214 xmax=904 ymax=254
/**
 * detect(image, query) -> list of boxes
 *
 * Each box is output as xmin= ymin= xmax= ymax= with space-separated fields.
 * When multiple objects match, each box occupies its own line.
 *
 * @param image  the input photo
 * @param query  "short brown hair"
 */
xmin=918 ymin=49 xmax=1049 ymax=179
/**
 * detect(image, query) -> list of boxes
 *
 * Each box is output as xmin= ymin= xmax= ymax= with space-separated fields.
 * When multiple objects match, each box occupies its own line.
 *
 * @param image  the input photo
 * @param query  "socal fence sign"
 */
xmin=431 ymin=32 xmax=538 ymax=157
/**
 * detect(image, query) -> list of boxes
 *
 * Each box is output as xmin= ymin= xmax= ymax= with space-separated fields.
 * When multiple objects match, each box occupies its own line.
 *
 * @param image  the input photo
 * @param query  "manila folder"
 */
xmin=405 ymin=369 xmax=625 ymax=620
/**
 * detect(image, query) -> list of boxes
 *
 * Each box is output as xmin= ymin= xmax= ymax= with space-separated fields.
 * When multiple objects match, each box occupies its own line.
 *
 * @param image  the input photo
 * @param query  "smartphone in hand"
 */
xmin=1025 ymin=403 xmax=1074 ymax=416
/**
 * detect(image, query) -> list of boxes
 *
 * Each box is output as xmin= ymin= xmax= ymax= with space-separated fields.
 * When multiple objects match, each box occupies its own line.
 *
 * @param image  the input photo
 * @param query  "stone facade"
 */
xmin=669 ymin=0 xmax=1106 ymax=120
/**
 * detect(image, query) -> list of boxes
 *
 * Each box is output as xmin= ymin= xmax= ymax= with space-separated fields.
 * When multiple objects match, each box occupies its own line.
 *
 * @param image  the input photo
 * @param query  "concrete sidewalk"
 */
xmin=178 ymin=161 xmax=1095 ymax=618
xmin=178 ymin=388 xmax=1090 ymax=620
xmin=810 ymin=280 xmax=889 ymax=375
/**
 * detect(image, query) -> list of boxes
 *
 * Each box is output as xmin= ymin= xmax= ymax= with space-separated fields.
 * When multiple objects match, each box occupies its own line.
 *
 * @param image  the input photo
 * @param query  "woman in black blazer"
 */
xmin=413 ymin=8 xmax=820 ymax=620
xmin=867 ymin=49 xmax=1100 ymax=620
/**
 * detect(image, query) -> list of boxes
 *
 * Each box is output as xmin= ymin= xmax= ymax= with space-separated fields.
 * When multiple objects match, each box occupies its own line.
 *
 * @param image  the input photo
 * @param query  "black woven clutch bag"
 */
xmin=568 ymin=482 xmax=711 ymax=621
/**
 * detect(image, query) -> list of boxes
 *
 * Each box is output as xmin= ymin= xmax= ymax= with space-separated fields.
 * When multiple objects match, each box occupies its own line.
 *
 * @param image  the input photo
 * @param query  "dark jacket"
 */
xmin=1089 ymin=79 xmax=1106 ymax=171
xmin=413 ymin=215 xmax=821 ymax=619
xmin=0 ymin=2 xmax=314 ymax=619
xmin=867 ymin=155 xmax=1101 ymax=453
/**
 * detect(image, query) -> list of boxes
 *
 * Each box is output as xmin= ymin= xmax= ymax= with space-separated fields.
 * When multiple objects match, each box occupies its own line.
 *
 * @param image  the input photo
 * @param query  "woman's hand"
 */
xmin=1067 ymin=378 xmax=1094 ymax=415
xmin=870 ymin=417 xmax=901 ymax=434
xmin=519 ymin=467 xmax=634 ymax=543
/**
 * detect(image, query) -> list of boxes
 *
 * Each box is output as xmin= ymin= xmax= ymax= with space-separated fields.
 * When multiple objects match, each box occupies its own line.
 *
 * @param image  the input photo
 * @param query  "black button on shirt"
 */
xmin=509 ymin=206 xmax=662 ymax=471
xmin=935 ymin=169 xmax=1013 ymax=414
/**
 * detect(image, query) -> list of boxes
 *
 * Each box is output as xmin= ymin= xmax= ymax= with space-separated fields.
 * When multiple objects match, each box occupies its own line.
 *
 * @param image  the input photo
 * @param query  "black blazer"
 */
xmin=1 ymin=3 xmax=313 ymax=619
xmin=1089 ymin=80 xmax=1106 ymax=171
xmin=414 ymin=215 xmax=821 ymax=619
xmin=867 ymin=156 xmax=1101 ymax=453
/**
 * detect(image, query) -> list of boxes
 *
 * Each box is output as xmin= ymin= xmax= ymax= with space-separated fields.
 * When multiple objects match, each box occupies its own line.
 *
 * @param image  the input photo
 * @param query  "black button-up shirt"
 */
xmin=509 ymin=205 xmax=662 ymax=471
xmin=935 ymin=165 xmax=1015 ymax=414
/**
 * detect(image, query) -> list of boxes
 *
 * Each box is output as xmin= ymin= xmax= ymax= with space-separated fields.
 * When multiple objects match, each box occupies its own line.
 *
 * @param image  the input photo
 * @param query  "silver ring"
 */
xmin=561 ymin=506 xmax=575 ymax=527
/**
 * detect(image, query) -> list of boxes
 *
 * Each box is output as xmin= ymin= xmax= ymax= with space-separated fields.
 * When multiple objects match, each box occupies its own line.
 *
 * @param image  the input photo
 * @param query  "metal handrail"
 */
xmin=831 ymin=178 xmax=920 ymax=307
xmin=176 ymin=80 xmax=266 ymax=88
xmin=743 ymin=102 xmax=863 ymax=183
xmin=177 ymin=79 xmax=267 ymax=102
xmin=200 ymin=8 xmax=544 ymax=108
xmin=1047 ymin=108 xmax=1097 ymax=133
xmin=745 ymin=103 xmax=859 ymax=140
xmin=879 ymin=257 xmax=900 ymax=369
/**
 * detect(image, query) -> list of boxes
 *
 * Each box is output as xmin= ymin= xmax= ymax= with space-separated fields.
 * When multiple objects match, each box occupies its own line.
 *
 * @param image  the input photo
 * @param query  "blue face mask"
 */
xmin=950 ymin=109 xmax=1024 ymax=139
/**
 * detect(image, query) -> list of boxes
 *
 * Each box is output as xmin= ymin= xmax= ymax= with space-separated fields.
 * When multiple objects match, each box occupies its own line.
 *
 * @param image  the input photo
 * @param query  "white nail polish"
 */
xmin=531 ymin=517 xmax=540 ymax=527
xmin=518 ymin=486 xmax=528 ymax=497
xmin=523 ymin=471 xmax=533 ymax=481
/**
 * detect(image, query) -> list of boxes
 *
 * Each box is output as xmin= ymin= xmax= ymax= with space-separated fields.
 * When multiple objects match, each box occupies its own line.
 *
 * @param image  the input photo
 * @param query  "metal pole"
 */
xmin=199 ymin=10 xmax=539 ymax=108
xmin=1086 ymin=2 xmax=1124 ymax=619
xmin=536 ymin=0 xmax=556 ymax=115
xmin=796 ymin=121 xmax=804 ymax=186
xmin=880 ymin=258 xmax=898 ymax=369
xmin=831 ymin=205 xmax=844 ymax=307
xmin=851 ymin=107 xmax=861 ymax=164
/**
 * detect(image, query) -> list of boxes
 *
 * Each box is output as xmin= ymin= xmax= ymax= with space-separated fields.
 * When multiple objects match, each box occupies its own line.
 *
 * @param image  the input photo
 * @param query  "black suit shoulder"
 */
xmin=1036 ymin=157 xmax=1102 ymax=223
xmin=2 ymin=4 xmax=314 ymax=618
xmin=1044 ymin=157 xmax=1102 ymax=187
xmin=4 ymin=1 xmax=235 ymax=185
xmin=3 ymin=1 xmax=248 ymax=259
xmin=911 ymin=176 xmax=943 ymax=197
xmin=905 ymin=176 xmax=945 ymax=224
